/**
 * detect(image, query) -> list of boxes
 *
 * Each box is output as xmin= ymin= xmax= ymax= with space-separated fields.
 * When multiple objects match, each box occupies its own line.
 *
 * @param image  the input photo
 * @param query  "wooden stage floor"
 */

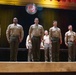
xmin=0 ymin=62 xmax=76 ymax=73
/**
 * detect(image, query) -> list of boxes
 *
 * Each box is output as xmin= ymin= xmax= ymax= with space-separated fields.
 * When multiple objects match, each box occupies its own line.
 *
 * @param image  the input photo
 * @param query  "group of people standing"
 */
xmin=6 ymin=17 xmax=76 ymax=62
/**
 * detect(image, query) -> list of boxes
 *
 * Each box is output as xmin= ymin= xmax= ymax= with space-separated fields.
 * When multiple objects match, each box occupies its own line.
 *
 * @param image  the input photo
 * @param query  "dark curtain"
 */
xmin=0 ymin=5 xmax=76 ymax=49
xmin=40 ymin=8 xmax=76 ymax=49
xmin=0 ymin=5 xmax=16 ymax=47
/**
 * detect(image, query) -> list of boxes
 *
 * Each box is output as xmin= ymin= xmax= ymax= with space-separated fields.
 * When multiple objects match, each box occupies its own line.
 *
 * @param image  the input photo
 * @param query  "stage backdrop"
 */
xmin=0 ymin=5 xmax=76 ymax=49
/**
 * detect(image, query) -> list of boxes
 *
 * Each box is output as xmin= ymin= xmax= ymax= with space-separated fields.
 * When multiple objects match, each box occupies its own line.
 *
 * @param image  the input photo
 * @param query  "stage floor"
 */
xmin=0 ymin=62 xmax=76 ymax=73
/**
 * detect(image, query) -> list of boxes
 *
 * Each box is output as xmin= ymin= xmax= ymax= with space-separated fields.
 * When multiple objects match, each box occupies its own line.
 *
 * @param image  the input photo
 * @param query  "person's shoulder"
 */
xmin=30 ymin=24 xmax=35 ymax=27
xmin=38 ymin=24 xmax=43 ymax=28
xmin=17 ymin=24 xmax=23 ymax=28
xmin=73 ymin=31 xmax=76 ymax=34
xmin=65 ymin=31 xmax=69 ymax=35
xmin=9 ymin=23 xmax=13 ymax=26
xmin=17 ymin=24 xmax=21 ymax=26
xmin=49 ymin=27 xmax=53 ymax=30
xmin=66 ymin=31 xmax=69 ymax=33
xmin=57 ymin=27 xmax=61 ymax=30
xmin=8 ymin=24 xmax=13 ymax=27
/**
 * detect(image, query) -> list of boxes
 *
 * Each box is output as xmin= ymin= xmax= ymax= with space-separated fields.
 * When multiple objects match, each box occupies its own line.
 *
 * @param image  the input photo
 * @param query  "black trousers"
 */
xmin=51 ymin=37 xmax=60 ymax=62
xmin=68 ymin=42 xmax=75 ymax=62
xmin=10 ymin=36 xmax=19 ymax=61
xmin=31 ymin=36 xmax=41 ymax=61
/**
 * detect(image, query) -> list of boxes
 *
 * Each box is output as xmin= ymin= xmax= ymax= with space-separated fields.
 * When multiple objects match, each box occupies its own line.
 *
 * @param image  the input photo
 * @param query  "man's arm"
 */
xmin=65 ymin=32 xmax=68 ymax=46
xmin=29 ymin=25 xmax=32 ymax=41
xmin=41 ymin=26 xmax=44 ymax=40
xmin=49 ymin=28 xmax=52 ymax=44
xmin=6 ymin=25 xmax=10 ymax=42
xmin=74 ymin=32 xmax=76 ymax=44
xmin=49 ymin=28 xmax=52 ymax=41
xmin=20 ymin=26 xmax=24 ymax=43
xmin=59 ymin=29 xmax=62 ymax=44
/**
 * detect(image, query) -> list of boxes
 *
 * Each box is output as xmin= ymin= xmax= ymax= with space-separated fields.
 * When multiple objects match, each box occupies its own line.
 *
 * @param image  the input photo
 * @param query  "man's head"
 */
xmin=13 ymin=17 xmax=18 ymax=24
xmin=68 ymin=25 xmax=73 ymax=31
xmin=53 ymin=20 xmax=57 ymax=27
xmin=44 ymin=30 xmax=48 ymax=35
xmin=34 ymin=18 xmax=39 ymax=25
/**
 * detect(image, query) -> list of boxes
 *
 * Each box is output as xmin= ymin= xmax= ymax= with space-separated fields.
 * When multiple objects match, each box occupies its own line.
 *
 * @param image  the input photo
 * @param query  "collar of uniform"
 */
xmin=13 ymin=23 xmax=18 ymax=26
xmin=53 ymin=26 xmax=57 ymax=28
xmin=34 ymin=24 xmax=39 ymax=26
xmin=69 ymin=30 xmax=73 ymax=32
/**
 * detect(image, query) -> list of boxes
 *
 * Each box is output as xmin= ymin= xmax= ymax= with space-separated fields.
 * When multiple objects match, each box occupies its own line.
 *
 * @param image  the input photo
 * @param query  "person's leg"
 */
xmin=52 ymin=40 xmax=57 ymax=61
xmin=55 ymin=40 xmax=60 ymax=61
xmin=44 ymin=44 xmax=48 ymax=62
xmin=13 ymin=36 xmax=19 ymax=61
xmin=31 ymin=53 xmax=34 ymax=62
xmin=71 ymin=42 xmax=75 ymax=61
xmin=31 ymin=36 xmax=41 ymax=61
xmin=49 ymin=44 xmax=52 ymax=62
xmin=31 ymin=36 xmax=38 ymax=61
xmin=10 ymin=36 xmax=15 ymax=61
xmin=36 ymin=37 xmax=41 ymax=61
xmin=29 ymin=44 xmax=34 ymax=61
xmin=72 ymin=43 xmax=75 ymax=61
xmin=28 ymin=49 xmax=31 ymax=61
xmin=68 ymin=42 xmax=73 ymax=62
xmin=28 ymin=43 xmax=32 ymax=61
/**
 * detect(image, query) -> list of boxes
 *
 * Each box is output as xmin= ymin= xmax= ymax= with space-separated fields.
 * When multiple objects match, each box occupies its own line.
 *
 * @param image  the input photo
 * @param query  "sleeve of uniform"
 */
xmin=65 ymin=32 xmax=68 ymax=45
xmin=29 ymin=25 xmax=32 ymax=40
xmin=74 ymin=32 xmax=76 ymax=41
xmin=20 ymin=25 xmax=24 ymax=42
xmin=59 ymin=29 xmax=62 ymax=41
xmin=49 ymin=28 xmax=52 ymax=41
xmin=6 ymin=25 xmax=10 ymax=42
xmin=41 ymin=26 xmax=44 ymax=40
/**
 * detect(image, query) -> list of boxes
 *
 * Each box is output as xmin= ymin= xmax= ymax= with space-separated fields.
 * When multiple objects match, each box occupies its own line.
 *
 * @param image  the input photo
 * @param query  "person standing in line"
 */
xmin=6 ymin=17 xmax=24 ymax=61
xmin=65 ymin=25 xmax=76 ymax=62
xmin=44 ymin=30 xmax=52 ymax=62
xmin=49 ymin=20 xmax=62 ymax=62
xmin=29 ymin=18 xmax=44 ymax=61
xmin=26 ymin=34 xmax=44 ymax=62
xmin=26 ymin=35 xmax=33 ymax=62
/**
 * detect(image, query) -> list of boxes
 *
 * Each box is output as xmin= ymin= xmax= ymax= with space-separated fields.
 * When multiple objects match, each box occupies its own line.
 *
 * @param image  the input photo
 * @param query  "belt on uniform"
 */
xmin=10 ymin=35 xmax=19 ymax=37
xmin=68 ymin=41 xmax=74 ymax=42
xmin=51 ymin=37 xmax=59 ymax=40
xmin=33 ymin=36 xmax=41 ymax=38
xmin=52 ymin=37 xmax=59 ymax=38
